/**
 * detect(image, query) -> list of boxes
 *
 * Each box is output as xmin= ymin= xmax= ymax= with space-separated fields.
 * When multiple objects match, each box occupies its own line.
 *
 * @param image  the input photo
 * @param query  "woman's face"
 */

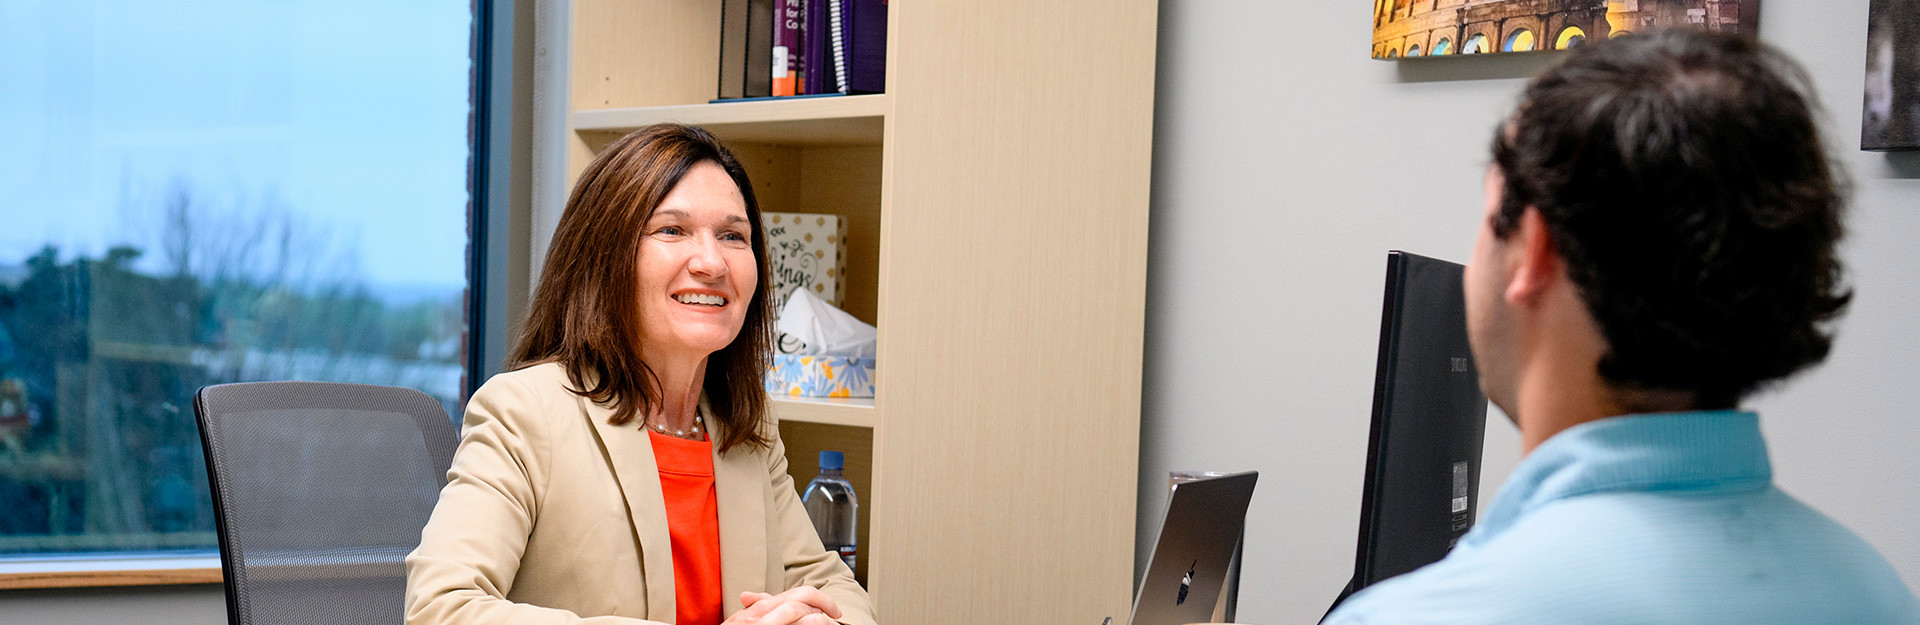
xmin=635 ymin=161 xmax=759 ymax=365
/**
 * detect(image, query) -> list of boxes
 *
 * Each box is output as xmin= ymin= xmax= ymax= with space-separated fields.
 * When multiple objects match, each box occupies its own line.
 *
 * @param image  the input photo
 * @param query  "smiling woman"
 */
xmin=406 ymin=124 xmax=876 ymax=625
xmin=635 ymin=163 xmax=763 ymax=419
xmin=509 ymin=125 xmax=775 ymax=451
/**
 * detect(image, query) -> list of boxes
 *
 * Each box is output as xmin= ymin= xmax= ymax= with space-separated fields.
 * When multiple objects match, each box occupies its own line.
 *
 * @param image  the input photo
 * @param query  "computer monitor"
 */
xmin=1327 ymin=251 xmax=1490 ymax=615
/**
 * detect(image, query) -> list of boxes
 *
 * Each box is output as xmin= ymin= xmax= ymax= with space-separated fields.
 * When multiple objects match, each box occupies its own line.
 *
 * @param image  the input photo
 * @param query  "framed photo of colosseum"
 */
xmin=1370 ymin=0 xmax=1761 ymax=59
xmin=1864 ymin=0 xmax=1920 ymax=150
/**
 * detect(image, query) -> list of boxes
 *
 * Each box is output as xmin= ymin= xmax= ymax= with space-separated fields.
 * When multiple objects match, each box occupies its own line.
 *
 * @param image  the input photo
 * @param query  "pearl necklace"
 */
xmin=647 ymin=419 xmax=703 ymax=440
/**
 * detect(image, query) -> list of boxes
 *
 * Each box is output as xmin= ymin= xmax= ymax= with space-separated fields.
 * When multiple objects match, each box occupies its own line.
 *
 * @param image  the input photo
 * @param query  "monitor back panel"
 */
xmin=1353 ymin=251 xmax=1489 ymax=589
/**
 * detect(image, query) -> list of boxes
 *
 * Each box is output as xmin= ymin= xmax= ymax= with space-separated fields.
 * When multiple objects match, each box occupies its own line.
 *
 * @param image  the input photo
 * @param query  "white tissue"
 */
xmin=775 ymin=288 xmax=877 ymax=358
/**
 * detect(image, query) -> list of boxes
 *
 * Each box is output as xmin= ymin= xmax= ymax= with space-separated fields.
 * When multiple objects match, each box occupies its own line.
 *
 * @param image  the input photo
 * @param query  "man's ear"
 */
xmin=1505 ymin=207 xmax=1560 ymax=307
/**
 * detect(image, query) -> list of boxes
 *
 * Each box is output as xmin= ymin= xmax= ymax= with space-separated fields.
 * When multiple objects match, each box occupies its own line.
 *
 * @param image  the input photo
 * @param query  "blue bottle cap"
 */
xmin=819 ymin=450 xmax=845 ymax=471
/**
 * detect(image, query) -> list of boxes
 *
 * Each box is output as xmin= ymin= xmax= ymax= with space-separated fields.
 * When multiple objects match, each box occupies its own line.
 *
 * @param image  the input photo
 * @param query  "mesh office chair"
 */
xmin=194 ymin=381 xmax=459 ymax=625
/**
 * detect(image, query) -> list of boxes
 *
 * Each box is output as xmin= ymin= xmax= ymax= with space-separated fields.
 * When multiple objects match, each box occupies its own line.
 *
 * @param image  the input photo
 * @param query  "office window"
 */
xmin=0 ymin=1 xmax=475 ymax=558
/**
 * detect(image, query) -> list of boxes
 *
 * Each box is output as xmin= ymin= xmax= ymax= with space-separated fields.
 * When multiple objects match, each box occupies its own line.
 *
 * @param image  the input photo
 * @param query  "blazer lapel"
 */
xmin=708 ymin=397 xmax=769 ymax=615
xmin=580 ymin=395 xmax=677 ymax=622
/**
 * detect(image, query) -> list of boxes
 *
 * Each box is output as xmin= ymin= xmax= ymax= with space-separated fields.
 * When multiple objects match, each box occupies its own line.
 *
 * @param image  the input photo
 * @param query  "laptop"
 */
xmin=1127 ymin=471 xmax=1258 ymax=625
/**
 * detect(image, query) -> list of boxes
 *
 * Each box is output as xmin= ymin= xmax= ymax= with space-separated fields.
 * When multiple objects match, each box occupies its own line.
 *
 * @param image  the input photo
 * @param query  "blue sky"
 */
xmin=0 ymin=0 xmax=472 ymax=293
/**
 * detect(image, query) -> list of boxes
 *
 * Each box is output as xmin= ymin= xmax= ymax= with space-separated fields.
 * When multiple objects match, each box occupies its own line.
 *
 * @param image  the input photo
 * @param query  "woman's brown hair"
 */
xmin=509 ymin=123 xmax=773 ymax=452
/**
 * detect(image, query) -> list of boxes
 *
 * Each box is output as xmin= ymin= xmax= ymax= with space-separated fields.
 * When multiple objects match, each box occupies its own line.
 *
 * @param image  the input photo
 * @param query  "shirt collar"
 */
xmin=1467 ymin=410 xmax=1773 ymax=546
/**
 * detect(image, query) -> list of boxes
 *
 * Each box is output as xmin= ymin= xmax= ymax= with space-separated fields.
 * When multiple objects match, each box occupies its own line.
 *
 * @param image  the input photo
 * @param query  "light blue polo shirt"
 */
xmin=1324 ymin=411 xmax=1919 ymax=625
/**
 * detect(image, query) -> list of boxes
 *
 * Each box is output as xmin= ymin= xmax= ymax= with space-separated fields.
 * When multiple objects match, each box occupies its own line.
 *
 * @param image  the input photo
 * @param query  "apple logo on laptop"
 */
xmin=1177 ymin=560 xmax=1196 ymax=605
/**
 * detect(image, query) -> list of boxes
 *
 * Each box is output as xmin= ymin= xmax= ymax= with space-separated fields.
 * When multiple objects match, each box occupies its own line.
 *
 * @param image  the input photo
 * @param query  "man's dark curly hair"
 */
xmin=1490 ymin=29 xmax=1852 ymax=409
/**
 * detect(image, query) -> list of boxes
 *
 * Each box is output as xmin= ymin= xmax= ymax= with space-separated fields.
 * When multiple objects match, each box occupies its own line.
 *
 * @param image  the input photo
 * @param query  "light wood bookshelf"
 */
xmin=556 ymin=1 xmax=1159 ymax=622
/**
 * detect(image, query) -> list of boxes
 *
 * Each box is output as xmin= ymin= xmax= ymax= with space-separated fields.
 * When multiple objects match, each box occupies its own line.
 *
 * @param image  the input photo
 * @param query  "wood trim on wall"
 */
xmin=0 ymin=559 xmax=221 ymax=590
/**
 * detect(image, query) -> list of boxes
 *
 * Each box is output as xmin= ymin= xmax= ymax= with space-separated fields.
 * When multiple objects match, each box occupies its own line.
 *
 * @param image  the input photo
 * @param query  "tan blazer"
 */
xmin=405 ymin=362 xmax=876 ymax=625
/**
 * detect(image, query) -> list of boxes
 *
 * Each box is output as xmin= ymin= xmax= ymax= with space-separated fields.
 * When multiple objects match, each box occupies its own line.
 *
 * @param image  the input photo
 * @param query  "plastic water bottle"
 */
xmin=802 ymin=450 xmax=858 ymax=572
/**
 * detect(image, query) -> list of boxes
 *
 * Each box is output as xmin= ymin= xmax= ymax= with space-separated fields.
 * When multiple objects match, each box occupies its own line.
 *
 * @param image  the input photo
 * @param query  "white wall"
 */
xmin=0 ymin=585 xmax=225 ymax=623
xmin=1138 ymin=1 xmax=1920 ymax=624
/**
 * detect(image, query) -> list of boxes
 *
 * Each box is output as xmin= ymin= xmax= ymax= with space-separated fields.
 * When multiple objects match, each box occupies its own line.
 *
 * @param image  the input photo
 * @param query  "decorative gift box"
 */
xmin=765 ymin=354 xmax=876 ymax=398
xmin=762 ymin=212 xmax=848 ymax=353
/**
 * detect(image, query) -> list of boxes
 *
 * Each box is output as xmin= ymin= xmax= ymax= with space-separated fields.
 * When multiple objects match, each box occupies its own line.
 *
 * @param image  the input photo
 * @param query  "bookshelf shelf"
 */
xmin=769 ymin=395 xmax=877 ymax=429
xmin=572 ymin=95 xmax=887 ymax=146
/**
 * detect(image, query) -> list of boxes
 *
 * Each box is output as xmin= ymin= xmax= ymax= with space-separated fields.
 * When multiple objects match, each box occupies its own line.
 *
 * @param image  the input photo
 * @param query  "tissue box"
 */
xmin=765 ymin=354 xmax=876 ymax=398
xmin=762 ymin=212 xmax=848 ymax=353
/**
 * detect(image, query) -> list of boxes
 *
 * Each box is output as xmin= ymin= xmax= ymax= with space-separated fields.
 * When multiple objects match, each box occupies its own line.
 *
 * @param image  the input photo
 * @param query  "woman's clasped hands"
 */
xmin=727 ymin=586 xmax=843 ymax=625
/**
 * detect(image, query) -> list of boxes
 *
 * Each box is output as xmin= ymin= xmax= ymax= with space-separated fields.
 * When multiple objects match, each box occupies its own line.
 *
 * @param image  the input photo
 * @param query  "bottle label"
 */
xmin=836 ymin=544 xmax=856 ymax=571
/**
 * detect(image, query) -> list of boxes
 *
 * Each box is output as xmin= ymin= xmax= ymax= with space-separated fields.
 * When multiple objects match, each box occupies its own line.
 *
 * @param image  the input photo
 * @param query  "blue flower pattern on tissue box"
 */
xmin=765 ymin=354 xmax=876 ymax=398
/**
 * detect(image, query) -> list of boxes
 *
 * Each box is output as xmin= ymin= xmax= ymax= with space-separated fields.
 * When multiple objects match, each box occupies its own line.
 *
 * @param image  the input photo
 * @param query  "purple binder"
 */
xmin=804 ymin=0 xmax=829 ymax=94
xmin=843 ymin=0 xmax=886 ymax=94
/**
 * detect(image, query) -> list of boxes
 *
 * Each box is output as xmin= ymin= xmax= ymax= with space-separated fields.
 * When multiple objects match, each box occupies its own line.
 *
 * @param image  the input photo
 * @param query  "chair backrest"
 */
xmin=194 ymin=381 xmax=458 ymax=625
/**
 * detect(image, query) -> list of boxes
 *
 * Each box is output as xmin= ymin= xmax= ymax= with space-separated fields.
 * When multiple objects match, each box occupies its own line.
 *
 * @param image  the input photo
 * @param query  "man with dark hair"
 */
xmin=1324 ymin=29 xmax=1919 ymax=624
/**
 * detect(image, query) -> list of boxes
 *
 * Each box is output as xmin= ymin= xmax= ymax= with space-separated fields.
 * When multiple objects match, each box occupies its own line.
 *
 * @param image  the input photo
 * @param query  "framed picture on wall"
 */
xmin=1370 ymin=0 xmax=1761 ymax=59
xmin=1865 ymin=0 xmax=1920 ymax=151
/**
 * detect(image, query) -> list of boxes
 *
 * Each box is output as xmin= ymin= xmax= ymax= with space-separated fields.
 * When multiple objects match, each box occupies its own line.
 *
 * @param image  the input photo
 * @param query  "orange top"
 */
xmin=649 ymin=431 xmax=723 ymax=625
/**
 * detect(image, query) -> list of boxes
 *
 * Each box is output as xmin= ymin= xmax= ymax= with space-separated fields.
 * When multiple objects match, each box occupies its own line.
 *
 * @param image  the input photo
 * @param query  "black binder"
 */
xmin=719 ymin=0 xmax=775 ymax=99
